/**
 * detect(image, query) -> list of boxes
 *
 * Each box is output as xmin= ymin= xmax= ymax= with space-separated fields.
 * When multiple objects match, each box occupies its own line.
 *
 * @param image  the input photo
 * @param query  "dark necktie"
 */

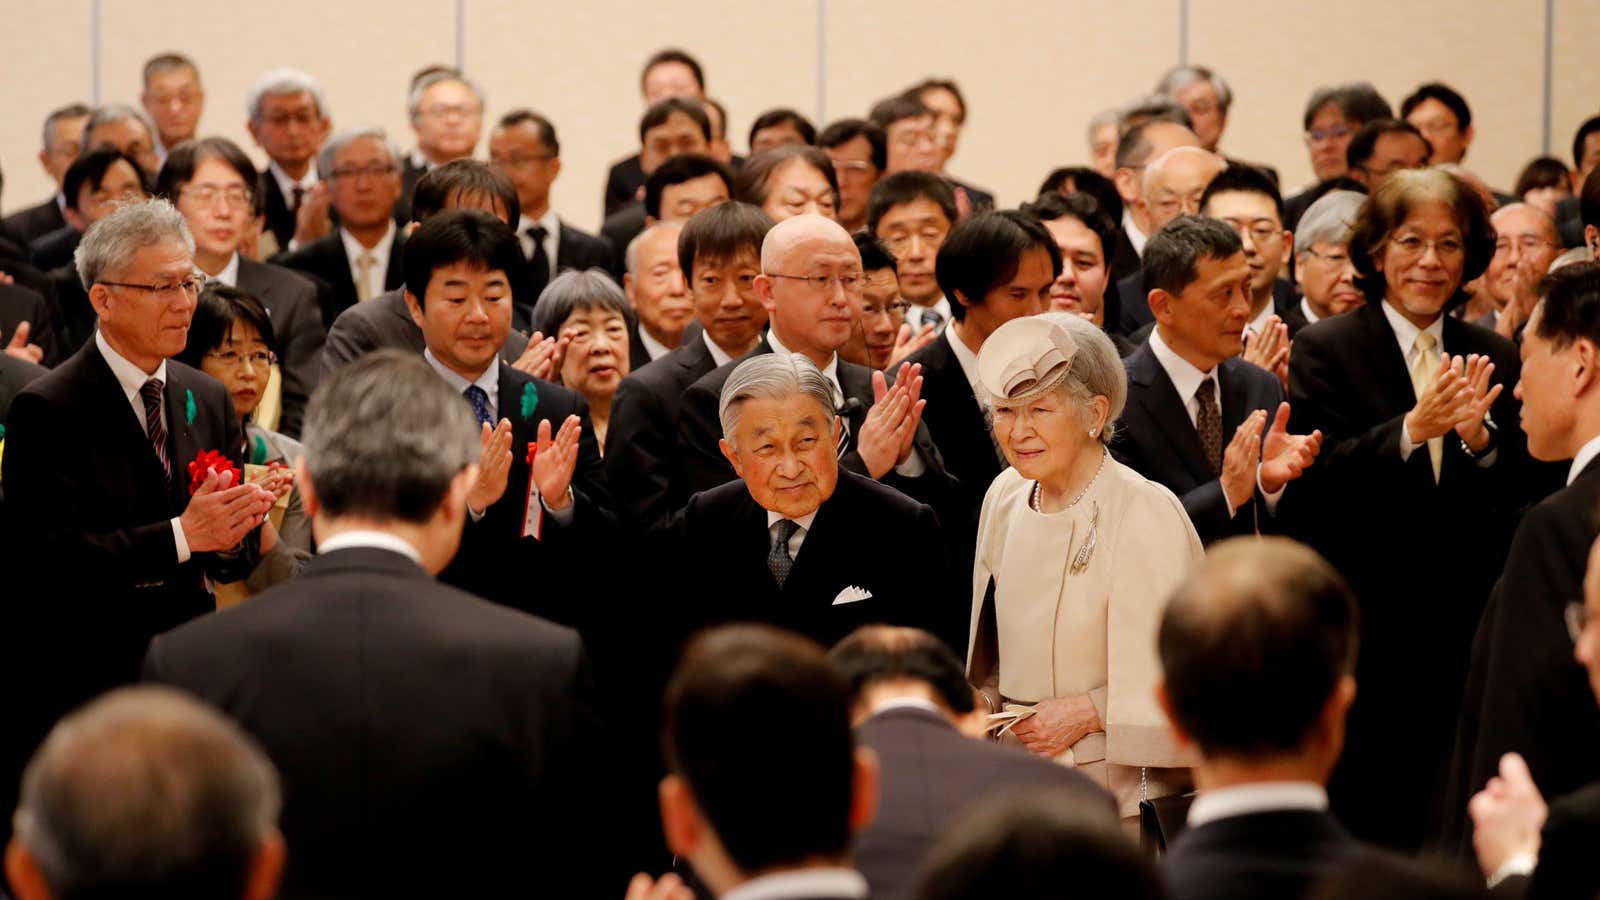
xmin=525 ymin=225 xmax=551 ymax=299
xmin=140 ymin=378 xmax=171 ymax=483
xmin=291 ymin=185 xmax=305 ymax=215
xmin=768 ymin=519 xmax=800 ymax=588
xmin=920 ymin=306 xmax=945 ymax=330
xmin=1195 ymin=376 xmax=1222 ymax=475
xmin=464 ymin=385 xmax=493 ymax=427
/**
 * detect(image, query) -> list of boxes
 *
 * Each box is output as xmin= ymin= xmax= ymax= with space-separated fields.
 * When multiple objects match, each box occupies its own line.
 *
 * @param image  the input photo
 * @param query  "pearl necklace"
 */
xmin=1030 ymin=449 xmax=1107 ymax=513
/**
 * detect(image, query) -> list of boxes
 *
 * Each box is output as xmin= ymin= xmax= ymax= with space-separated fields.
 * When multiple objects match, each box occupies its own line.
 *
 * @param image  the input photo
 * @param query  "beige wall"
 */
xmin=5 ymin=1 xmax=1598 ymax=235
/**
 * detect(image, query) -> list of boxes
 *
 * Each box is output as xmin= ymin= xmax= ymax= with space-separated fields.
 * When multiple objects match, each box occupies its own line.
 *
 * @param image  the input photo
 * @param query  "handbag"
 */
xmin=1138 ymin=786 xmax=1197 ymax=858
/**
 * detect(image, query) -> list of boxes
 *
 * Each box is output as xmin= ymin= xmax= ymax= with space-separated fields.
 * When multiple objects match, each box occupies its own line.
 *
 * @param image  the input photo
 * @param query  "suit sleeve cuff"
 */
xmin=542 ymin=488 xmax=576 ymax=525
xmin=467 ymin=505 xmax=486 ymax=522
xmin=171 ymin=518 xmax=191 ymax=564
xmin=1257 ymin=465 xmax=1286 ymax=514
xmin=894 ymin=448 xmax=928 ymax=478
xmin=1488 ymin=852 xmax=1537 ymax=888
xmin=1399 ymin=424 xmax=1417 ymax=460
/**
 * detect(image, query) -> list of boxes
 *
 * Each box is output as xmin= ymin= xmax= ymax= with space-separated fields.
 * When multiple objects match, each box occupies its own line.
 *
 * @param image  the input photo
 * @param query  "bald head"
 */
xmin=760 ymin=212 xmax=856 ymax=272
xmin=756 ymin=213 xmax=862 ymax=364
xmin=1158 ymin=537 xmax=1359 ymax=760
xmin=1144 ymin=147 xmax=1227 ymax=231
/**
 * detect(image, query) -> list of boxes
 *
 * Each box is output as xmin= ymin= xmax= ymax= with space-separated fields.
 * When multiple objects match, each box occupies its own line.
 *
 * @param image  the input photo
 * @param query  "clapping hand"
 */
xmin=624 ymin=873 xmax=693 ymax=900
xmin=1454 ymin=354 xmax=1502 ymax=452
xmin=1241 ymin=317 xmax=1291 ymax=387
xmin=467 ymin=420 xmax=514 ymax=514
xmin=1221 ymin=409 xmax=1267 ymax=511
xmin=4 ymin=321 xmax=43 ymax=364
xmin=511 ymin=330 xmax=572 ymax=381
xmin=254 ymin=465 xmax=295 ymax=504
xmin=1259 ymin=402 xmax=1323 ymax=493
xmin=1405 ymin=354 xmax=1475 ymax=445
xmin=292 ymin=182 xmax=334 ymax=245
xmin=1010 ymin=695 xmax=1102 ymax=758
xmin=886 ymin=321 xmax=937 ymax=370
xmin=532 ymin=415 xmax=582 ymax=511
xmin=179 ymin=467 xmax=276 ymax=553
xmin=1496 ymin=262 xmax=1542 ymax=340
xmin=1469 ymin=752 xmax=1547 ymax=879
xmin=858 ymin=363 xmax=926 ymax=479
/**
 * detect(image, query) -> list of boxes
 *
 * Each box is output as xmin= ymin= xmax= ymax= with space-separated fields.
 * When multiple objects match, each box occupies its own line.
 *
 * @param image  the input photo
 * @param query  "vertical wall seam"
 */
xmin=1542 ymin=0 xmax=1554 ymax=155
xmin=455 ymin=0 xmax=466 ymax=72
xmin=1178 ymin=0 xmax=1188 ymax=66
xmin=91 ymin=0 xmax=101 ymax=105
xmin=816 ymin=0 xmax=828 ymax=123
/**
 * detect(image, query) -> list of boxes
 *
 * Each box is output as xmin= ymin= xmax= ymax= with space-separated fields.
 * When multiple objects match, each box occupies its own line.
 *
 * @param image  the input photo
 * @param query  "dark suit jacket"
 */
xmin=1440 ymin=457 xmax=1600 ymax=855
xmin=1285 ymin=303 xmax=1542 ymax=850
xmin=235 ymin=259 xmax=325 ymax=437
xmin=903 ymin=332 xmax=1000 ymax=501
xmin=2 ymin=196 xmax=66 ymax=245
xmin=1164 ymin=808 xmax=1354 ymax=900
xmin=601 ymin=202 xmax=648 ymax=278
xmin=550 ymin=218 xmax=614 ymax=288
xmin=259 ymin=172 xmax=297 ymax=250
xmin=1494 ymin=781 xmax=1600 ymax=899
xmin=604 ymin=334 xmax=721 ymax=535
xmin=393 ymin=155 xmax=428 ymax=226
xmin=1113 ymin=343 xmax=1285 ymax=544
xmin=28 ymin=224 xmax=79 ymax=272
xmin=319 ymin=287 xmax=529 ymax=377
xmin=947 ymin=177 xmax=994 ymax=212
xmin=45 ymin=262 xmax=96 ymax=359
xmin=674 ymin=468 xmax=953 ymax=650
xmin=273 ymin=229 xmax=406 ymax=328
xmin=0 ymin=281 xmax=61 ymax=366
xmin=1283 ymin=299 xmax=1313 ymax=337
xmin=437 ymin=362 xmax=614 ymax=628
xmin=1555 ymin=194 xmax=1585 ymax=249
xmin=604 ymin=154 xmax=646 ymax=219
xmin=1109 ymin=226 xmax=1141 ymax=288
xmin=855 ymin=706 xmax=1114 ymax=900
xmin=141 ymin=546 xmax=599 ymax=899
xmin=0 ymin=354 xmax=45 ymax=424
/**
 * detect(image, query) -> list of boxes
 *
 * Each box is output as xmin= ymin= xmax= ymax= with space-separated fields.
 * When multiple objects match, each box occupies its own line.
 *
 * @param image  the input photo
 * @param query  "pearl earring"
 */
xmin=1089 ymin=428 xmax=1097 ymax=437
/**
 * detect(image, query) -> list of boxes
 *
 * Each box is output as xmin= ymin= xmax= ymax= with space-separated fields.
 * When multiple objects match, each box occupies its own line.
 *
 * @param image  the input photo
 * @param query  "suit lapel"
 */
xmin=497 ymin=364 xmax=537 ymax=522
xmin=1218 ymin=359 xmax=1254 ymax=438
xmin=1128 ymin=345 xmax=1215 ymax=484
xmin=384 ymin=230 xmax=407 ymax=291
xmin=1359 ymin=304 xmax=1420 ymax=418
xmin=164 ymin=368 xmax=207 ymax=509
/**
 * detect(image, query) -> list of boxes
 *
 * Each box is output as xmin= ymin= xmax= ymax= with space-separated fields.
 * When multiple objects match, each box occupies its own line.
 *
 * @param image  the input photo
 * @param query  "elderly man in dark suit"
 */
xmin=142 ymin=350 xmax=599 ymax=898
xmin=1157 ymin=538 xmax=1362 ymax=900
xmin=605 ymin=202 xmax=771 ymax=535
xmin=1 ymin=200 xmax=272 ymax=836
xmin=403 ymin=209 xmax=612 ymax=628
xmin=829 ymin=626 xmax=1113 ymax=900
xmin=1 ymin=103 xmax=90 ymax=245
xmin=244 ymin=69 xmax=331 ymax=253
xmin=1443 ymin=262 xmax=1600 ymax=856
xmin=1113 ymin=217 xmax=1321 ymax=545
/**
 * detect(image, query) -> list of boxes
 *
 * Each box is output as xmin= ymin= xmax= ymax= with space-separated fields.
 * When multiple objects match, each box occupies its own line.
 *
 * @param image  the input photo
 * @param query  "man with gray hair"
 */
xmin=28 ymin=104 xmax=161 ymax=272
xmin=4 ymin=686 xmax=286 ymax=900
xmin=1155 ymin=65 xmax=1232 ymax=154
xmin=1477 ymin=203 xmax=1564 ymax=337
xmin=1288 ymin=190 xmax=1366 ymax=336
xmin=671 ymin=351 xmax=954 ymax=653
xmin=245 ymin=68 xmax=332 ymax=252
xmin=397 ymin=69 xmax=485 ymax=223
xmin=140 ymin=52 xmax=204 ymax=163
xmin=1115 ymin=146 xmax=1226 ymax=334
xmin=1109 ymin=117 xmax=1202 ymax=288
xmin=1 ymin=103 xmax=90 ymax=245
xmin=273 ymin=127 xmax=405 ymax=325
xmin=624 ymin=221 xmax=692 ymax=369
xmin=1 ymin=198 xmax=272 ymax=842
xmin=143 ymin=349 xmax=601 ymax=897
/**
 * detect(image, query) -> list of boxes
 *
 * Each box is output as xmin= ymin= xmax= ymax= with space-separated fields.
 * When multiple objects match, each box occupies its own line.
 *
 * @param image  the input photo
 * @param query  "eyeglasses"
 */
xmin=1302 ymin=248 xmax=1354 ymax=267
xmin=1567 ymin=602 xmax=1590 ymax=643
xmin=182 ymin=184 xmax=253 ymax=209
xmin=861 ymin=301 xmax=910 ymax=319
xmin=767 ymin=272 xmax=865 ymax=293
xmin=418 ymin=103 xmax=481 ymax=121
xmin=100 ymin=271 xmax=208 ymax=299
xmin=259 ymin=111 xmax=321 ymax=128
xmin=1389 ymin=234 xmax=1465 ymax=260
xmin=1305 ymin=125 xmax=1353 ymax=143
xmin=1223 ymin=219 xmax=1283 ymax=245
xmin=205 ymin=349 xmax=277 ymax=369
xmin=329 ymin=163 xmax=396 ymax=181
xmin=1494 ymin=237 xmax=1556 ymax=256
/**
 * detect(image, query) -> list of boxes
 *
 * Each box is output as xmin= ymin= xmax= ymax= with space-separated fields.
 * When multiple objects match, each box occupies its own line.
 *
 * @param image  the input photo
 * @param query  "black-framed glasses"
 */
xmin=767 ymin=272 xmax=866 ymax=293
xmin=99 ymin=272 xmax=208 ymax=299
xmin=205 ymin=349 xmax=277 ymax=369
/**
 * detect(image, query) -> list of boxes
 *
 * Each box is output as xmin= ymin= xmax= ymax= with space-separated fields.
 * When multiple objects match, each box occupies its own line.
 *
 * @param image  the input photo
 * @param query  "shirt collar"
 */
xmin=409 ymin=149 xmax=432 ymax=171
xmin=767 ymin=329 xmax=843 ymax=407
xmin=317 ymin=530 xmax=424 ymax=564
xmin=211 ymin=252 xmax=242 ymax=288
xmin=340 ymin=220 xmax=397 ymax=264
xmin=865 ymin=696 xmax=946 ymax=718
xmin=1299 ymin=297 xmax=1322 ymax=325
xmin=702 ymin=329 xmax=735 ymax=367
xmin=1148 ymin=326 xmax=1215 ymax=406
xmin=1246 ymin=299 xmax=1276 ymax=335
xmin=1381 ymin=298 xmax=1444 ymax=361
xmin=95 ymin=330 xmax=168 ymax=400
xmin=722 ymin=868 xmax=869 ymax=900
xmin=423 ymin=348 xmax=499 ymax=410
xmin=1187 ymin=782 xmax=1328 ymax=828
xmin=1122 ymin=208 xmax=1148 ymax=256
xmin=55 ymin=193 xmax=68 ymax=216
xmin=1569 ymin=434 xmax=1600 ymax=486
xmin=637 ymin=326 xmax=672 ymax=362
xmin=267 ymin=160 xmax=317 ymax=198
xmin=766 ymin=508 xmax=819 ymax=534
xmin=945 ymin=323 xmax=987 ymax=406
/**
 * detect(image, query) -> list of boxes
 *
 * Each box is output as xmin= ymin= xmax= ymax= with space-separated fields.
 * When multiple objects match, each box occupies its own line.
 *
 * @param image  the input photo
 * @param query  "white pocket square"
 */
xmin=832 ymin=585 xmax=873 ymax=605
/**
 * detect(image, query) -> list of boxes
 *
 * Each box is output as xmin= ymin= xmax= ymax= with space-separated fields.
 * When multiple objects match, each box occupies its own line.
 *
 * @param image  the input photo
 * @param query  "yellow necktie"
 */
xmin=356 ymin=251 xmax=377 ymax=302
xmin=1410 ymin=331 xmax=1442 ymax=481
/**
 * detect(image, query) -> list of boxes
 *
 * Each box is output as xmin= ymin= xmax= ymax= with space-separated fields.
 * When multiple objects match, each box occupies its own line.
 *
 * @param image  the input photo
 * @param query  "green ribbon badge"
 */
xmin=520 ymin=383 xmax=539 ymax=420
xmin=250 ymin=433 xmax=270 ymax=466
xmin=184 ymin=389 xmax=197 ymax=425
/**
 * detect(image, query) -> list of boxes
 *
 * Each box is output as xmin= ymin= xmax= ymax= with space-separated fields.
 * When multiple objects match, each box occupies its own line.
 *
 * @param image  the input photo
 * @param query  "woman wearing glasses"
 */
xmin=1287 ymin=168 xmax=1542 ymax=850
xmin=177 ymin=284 xmax=312 ymax=602
xmin=531 ymin=270 xmax=633 ymax=451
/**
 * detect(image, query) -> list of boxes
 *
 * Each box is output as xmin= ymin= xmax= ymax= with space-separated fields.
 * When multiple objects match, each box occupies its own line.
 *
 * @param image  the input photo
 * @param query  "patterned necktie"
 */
xmin=140 ymin=378 xmax=171 ymax=483
xmin=1410 ymin=331 xmax=1443 ymax=481
xmin=768 ymin=519 xmax=800 ymax=588
xmin=356 ymin=251 xmax=377 ymax=302
xmin=1195 ymin=376 xmax=1223 ymax=475
xmin=464 ymin=385 xmax=493 ymax=427
xmin=525 ymin=226 xmax=551 ymax=298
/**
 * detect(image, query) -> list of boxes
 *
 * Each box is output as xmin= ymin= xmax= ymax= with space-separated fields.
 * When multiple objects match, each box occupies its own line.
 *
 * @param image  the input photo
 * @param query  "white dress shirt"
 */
xmin=1299 ymin=297 xmax=1322 ymax=326
xmin=268 ymin=160 xmax=318 ymax=205
xmin=1186 ymin=781 xmax=1329 ymax=828
xmin=1147 ymin=328 xmax=1284 ymax=513
xmin=340 ymin=220 xmax=397 ymax=303
xmin=1569 ymin=434 xmax=1600 ymax=486
xmin=95 ymin=331 xmax=190 ymax=563
xmin=318 ymin=530 xmax=423 ymax=564
xmin=1245 ymin=300 xmax=1276 ymax=338
xmin=516 ymin=211 xmax=561 ymax=269
xmin=1122 ymin=208 xmax=1149 ymax=257
xmin=703 ymin=329 xmax=736 ymax=367
xmin=210 ymin=252 xmax=241 ymax=288
xmin=767 ymin=330 xmax=927 ymax=477
xmin=766 ymin=509 xmax=818 ymax=560
xmin=945 ymin=323 xmax=988 ymax=410
xmin=637 ymin=326 xmax=672 ymax=362
xmin=723 ymin=868 xmax=869 ymax=900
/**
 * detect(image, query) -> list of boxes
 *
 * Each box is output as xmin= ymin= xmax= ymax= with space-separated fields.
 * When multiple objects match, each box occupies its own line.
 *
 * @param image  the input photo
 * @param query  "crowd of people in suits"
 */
xmin=2 ymin=44 xmax=1600 ymax=900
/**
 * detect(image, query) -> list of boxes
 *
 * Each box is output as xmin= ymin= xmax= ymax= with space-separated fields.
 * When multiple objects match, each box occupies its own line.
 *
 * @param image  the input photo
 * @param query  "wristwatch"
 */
xmin=1460 ymin=416 xmax=1499 ymax=460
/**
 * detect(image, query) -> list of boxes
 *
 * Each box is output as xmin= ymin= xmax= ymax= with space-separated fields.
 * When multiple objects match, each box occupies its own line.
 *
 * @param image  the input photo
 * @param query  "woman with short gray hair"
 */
xmin=969 ymin=311 xmax=1201 ymax=820
xmin=531 ymin=270 xmax=634 ymax=449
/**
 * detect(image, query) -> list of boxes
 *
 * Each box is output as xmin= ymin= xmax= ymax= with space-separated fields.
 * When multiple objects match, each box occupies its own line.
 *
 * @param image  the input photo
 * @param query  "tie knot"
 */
xmin=1415 ymin=332 xmax=1437 ymax=353
xmin=357 ymin=251 xmax=376 ymax=267
xmin=526 ymin=225 xmax=547 ymax=242
xmin=774 ymin=519 xmax=800 ymax=543
xmin=1195 ymin=376 xmax=1215 ymax=401
xmin=140 ymin=378 xmax=164 ymax=401
xmin=463 ymin=385 xmax=493 ymax=426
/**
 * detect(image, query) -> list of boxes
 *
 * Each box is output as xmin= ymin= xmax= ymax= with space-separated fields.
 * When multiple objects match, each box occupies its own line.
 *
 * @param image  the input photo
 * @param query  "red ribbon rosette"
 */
xmin=187 ymin=449 xmax=241 ymax=496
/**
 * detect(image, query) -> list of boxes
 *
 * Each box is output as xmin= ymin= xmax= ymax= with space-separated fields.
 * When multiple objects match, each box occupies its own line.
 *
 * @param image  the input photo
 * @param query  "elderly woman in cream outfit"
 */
xmin=968 ymin=312 xmax=1202 ymax=819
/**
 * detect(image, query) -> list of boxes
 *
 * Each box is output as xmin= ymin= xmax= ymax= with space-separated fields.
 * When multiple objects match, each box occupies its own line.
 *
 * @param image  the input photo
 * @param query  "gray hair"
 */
xmin=718 ymin=353 xmax=836 ymax=445
xmin=1294 ymin=190 xmax=1366 ymax=254
xmin=626 ymin=221 xmax=684 ymax=275
xmin=42 ymin=102 xmax=91 ymax=154
xmin=993 ymin=312 xmax=1128 ymax=447
xmin=13 ymin=686 xmax=280 ymax=897
xmin=1155 ymin=65 xmax=1234 ymax=114
xmin=1085 ymin=108 xmax=1120 ymax=143
xmin=317 ymin=126 xmax=399 ymax=180
xmin=247 ymin=68 xmax=328 ymax=122
xmin=406 ymin=70 xmax=485 ymax=119
xmin=74 ymin=197 xmax=194 ymax=289
xmin=81 ymin=103 xmax=157 ymax=151
xmin=531 ymin=269 xmax=633 ymax=339
xmin=302 ymin=349 xmax=479 ymax=523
